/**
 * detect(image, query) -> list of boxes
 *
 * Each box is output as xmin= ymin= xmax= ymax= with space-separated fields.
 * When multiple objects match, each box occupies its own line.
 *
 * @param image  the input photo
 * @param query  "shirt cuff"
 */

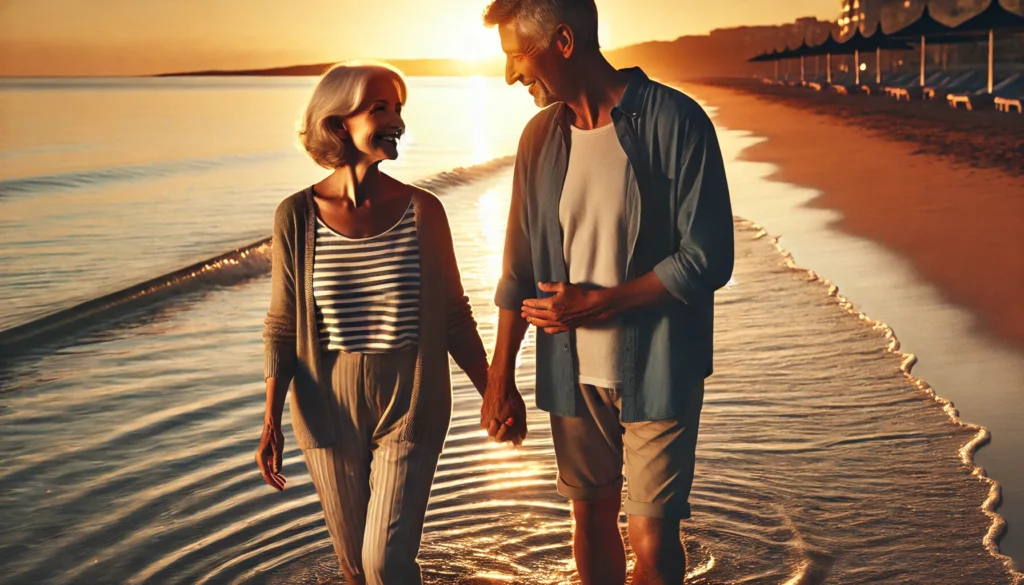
xmin=264 ymin=341 xmax=296 ymax=381
xmin=494 ymin=277 xmax=536 ymax=311
xmin=653 ymin=257 xmax=698 ymax=304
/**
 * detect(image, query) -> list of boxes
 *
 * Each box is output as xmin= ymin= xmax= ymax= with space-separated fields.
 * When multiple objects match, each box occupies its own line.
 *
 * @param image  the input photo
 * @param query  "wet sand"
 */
xmin=682 ymin=81 xmax=1024 ymax=350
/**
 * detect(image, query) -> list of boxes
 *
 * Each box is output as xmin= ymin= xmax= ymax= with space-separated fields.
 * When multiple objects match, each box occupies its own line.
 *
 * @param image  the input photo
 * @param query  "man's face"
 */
xmin=498 ymin=22 xmax=565 ymax=108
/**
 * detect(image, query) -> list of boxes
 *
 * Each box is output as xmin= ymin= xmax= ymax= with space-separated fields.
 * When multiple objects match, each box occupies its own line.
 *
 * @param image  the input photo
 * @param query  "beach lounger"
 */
xmin=883 ymin=83 xmax=908 ymax=98
xmin=994 ymin=96 xmax=1022 ymax=113
xmin=948 ymin=93 xmax=972 ymax=109
xmin=827 ymin=73 xmax=857 ymax=94
xmin=882 ymin=73 xmax=915 ymax=97
xmin=800 ymin=75 xmax=827 ymax=89
xmin=860 ymin=72 xmax=915 ymax=96
xmin=808 ymin=80 xmax=838 ymax=91
xmin=883 ymin=72 xmax=935 ymax=98
xmin=923 ymin=70 xmax=984 ymax=101
xmin=892 ymin=72 xmax=950 ymax=101
xmin=833 ymin=84 xmax=866 ymax=95
xmin=949 ymin=74 xmax=1024 ymax=111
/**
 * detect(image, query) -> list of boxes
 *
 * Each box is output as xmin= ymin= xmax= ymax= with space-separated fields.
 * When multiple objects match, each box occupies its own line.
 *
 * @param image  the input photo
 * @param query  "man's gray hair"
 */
xmin=483 ymin=0 xmax=600 ymax=50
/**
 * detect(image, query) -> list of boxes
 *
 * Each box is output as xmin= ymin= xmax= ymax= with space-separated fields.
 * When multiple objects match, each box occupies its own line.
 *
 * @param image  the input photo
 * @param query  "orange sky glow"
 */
xmin=0 ymin=0 xmax=839 ymax=76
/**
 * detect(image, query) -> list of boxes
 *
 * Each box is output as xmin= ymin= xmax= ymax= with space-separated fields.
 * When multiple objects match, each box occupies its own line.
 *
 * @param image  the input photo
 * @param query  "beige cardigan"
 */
xmin=263 ymin=186 xmax=487 ymax=449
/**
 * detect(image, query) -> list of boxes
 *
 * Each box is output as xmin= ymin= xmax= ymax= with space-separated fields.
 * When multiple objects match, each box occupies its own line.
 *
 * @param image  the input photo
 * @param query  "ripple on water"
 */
xmin=0 ymin=176 xmax=1018 ymax=584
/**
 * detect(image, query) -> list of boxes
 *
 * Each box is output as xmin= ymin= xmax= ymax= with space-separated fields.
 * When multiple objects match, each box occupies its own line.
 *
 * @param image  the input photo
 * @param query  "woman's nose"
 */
xmin=388 ymin=112 xmax=405 ymax=131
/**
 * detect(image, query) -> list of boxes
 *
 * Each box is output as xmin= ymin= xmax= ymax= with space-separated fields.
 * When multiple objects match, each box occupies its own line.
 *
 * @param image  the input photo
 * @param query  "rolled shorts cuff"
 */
xmin=623 ymin=498 xmax=692 ymax=520
xmin=556 ymin=475 xmax=624 ymax=501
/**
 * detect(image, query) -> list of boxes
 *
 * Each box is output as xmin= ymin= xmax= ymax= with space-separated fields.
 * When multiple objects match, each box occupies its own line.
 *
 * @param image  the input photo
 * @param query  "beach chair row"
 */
xmin=759 ymin=70 xmax=1024 ymax=113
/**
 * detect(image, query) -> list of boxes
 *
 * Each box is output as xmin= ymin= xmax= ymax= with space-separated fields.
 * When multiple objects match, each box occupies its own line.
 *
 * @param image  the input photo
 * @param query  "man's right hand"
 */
xmin=481 ymin=372 xmax=528 ymax=445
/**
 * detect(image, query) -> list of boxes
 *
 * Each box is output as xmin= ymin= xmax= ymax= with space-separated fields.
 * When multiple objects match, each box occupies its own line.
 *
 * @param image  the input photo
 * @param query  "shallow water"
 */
xmin=1 ymin=77 xmax=1020 ymax=584
xmin=0 ymin=171 xmax=1016 ymax=583
xmin=0 ymin=76 xmax=535 ymax=330
xmin=690 ymin=92 xmax=1024 ymax=571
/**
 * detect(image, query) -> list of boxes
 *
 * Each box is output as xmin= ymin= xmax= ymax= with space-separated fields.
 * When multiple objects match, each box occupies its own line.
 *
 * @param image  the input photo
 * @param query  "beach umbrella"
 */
xmin=791 ymin=40 xmax=814 ymax=82
xmin=774 ymin=45 xmax=797 ymax=60
xmin=887 ymin=2 xmax=956 ymax=86
xmin=747 ymin=50 xmax=777 ymax=81
xmin=806 ymin=32 xmax=844 ymax=84
xmin=772 ymin=48 xmax=784 ymax=81
xmin=755 ymin=48 xmax=783 ymax=80
xmin=950 ymin=0 xmax=1024 ymax=93
xmin=774 ymin=45 xmax=798 ymax=81
xmin=751 ymin=48 xmax=785 ymax=81
xmin=838 ymin=28 xmax=874 ymax=84
xmin=863 ymin=28 xmax=913 ymax=84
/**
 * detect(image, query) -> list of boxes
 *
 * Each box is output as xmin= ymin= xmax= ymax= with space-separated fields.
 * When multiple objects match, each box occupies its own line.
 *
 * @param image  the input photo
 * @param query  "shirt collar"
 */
xmin=555 ymin=66 xmax=650 ymax=137
xmin=557 ymin=67 xmax=651 ymax=125
xmin=613 ymin=67 xmax=650 ymax=118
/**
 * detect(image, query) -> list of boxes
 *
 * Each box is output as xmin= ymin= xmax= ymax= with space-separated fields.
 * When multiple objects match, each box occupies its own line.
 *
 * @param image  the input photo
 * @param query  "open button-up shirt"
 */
xmin=494 ymin=67 xmax=734 ymax=422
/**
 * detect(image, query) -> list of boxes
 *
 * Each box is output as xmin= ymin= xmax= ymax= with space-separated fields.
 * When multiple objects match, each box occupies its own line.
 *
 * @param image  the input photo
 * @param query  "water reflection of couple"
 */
xmin=255 ymin=1 xmax=734 ymax=583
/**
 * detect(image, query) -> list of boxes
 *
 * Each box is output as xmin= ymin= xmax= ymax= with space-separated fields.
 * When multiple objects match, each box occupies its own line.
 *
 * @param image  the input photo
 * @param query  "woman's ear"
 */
xmin=328 ymin=116 xmax=349 ymax=141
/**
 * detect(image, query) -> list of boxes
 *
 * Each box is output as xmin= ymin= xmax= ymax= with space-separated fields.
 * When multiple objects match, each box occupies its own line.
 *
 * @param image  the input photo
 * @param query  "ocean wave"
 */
xmin=0 ymin=239 xmax=272 ymax=355
xmin=0 ymin=151 xmax=293 ymax=197
xmin=0 ymin=155 xmax=515 ymax=354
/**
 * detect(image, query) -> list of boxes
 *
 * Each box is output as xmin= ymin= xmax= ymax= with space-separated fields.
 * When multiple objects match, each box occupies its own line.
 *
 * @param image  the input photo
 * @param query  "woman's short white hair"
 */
xmin=298 ymin=60 xmax=408 ymax=169
xmin=482 ymin=0 xmax=599 ymax=50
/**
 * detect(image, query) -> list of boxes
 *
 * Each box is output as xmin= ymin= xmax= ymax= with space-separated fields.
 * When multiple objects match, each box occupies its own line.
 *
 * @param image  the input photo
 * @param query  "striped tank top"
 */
xmin=312 ymin=201 xmax=420 ymax=353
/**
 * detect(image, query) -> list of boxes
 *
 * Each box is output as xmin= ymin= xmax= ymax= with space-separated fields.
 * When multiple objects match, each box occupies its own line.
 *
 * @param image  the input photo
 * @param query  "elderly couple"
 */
xmin=255 ymin=1 xmax=734 ymax=583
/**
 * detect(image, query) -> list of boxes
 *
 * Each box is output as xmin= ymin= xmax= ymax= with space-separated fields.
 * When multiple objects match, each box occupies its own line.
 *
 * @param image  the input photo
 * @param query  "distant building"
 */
xmin=838 ymin=0 xmax=889 ymax=37
xmin=838 ymin=0 xmax=1024 ymax=38
xmin=835 ymin=0 xmax=1024 ymax=76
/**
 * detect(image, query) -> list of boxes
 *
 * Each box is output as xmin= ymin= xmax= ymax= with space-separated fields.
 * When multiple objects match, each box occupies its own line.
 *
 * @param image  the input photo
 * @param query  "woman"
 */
xmin=256 ymin=61 xmax=490 ymax=585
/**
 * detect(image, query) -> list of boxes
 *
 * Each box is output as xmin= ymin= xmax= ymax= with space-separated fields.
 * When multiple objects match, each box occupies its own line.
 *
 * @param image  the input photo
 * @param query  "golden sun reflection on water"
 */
xmin=468 ymin=76 xmax=491 ymax=165
xmin=477 ymin=186 xmax=508 ymax=287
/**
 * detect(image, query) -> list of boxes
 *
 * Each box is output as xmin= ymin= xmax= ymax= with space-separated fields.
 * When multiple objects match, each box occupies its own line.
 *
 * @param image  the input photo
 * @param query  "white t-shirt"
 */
xmin=558 ymin=123 xmax=629 ymax=389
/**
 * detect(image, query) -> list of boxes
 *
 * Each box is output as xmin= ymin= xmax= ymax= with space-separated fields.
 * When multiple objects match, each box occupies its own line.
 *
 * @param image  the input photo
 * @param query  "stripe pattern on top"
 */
xmin=312 ymin=202 xmax=420 ymax=353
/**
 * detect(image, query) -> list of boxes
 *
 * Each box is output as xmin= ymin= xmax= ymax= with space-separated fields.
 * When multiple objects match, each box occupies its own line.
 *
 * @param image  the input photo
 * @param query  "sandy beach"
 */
xmin=683 ymin=81 xmax=1024 ymax=350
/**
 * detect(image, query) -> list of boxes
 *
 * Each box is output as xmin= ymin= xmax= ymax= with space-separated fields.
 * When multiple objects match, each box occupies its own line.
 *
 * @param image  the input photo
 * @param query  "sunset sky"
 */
xmin=0 ymin=0 xmax=839 ymax=76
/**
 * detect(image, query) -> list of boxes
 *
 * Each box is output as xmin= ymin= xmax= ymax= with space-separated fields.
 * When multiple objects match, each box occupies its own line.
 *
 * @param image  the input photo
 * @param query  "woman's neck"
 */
xmin=317 ymin=161 xmax=386 ymax=207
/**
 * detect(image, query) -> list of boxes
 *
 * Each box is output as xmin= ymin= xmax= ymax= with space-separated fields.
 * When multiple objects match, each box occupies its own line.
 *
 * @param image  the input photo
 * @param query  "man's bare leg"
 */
xmin=627 ymin=515 xmax=686 ymax=585
xmin=572 ymin=497 xmax=626 ymax=585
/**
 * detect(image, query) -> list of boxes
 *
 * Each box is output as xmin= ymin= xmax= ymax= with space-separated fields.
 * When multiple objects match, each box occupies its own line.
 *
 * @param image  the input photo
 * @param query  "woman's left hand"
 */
xmin=255 ymin=421 xmax=287 ymax=491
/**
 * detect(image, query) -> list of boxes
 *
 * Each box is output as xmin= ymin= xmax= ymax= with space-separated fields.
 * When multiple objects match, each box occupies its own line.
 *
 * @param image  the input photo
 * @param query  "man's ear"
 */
xmin=555 ymin=24 xmax=574 ymax=59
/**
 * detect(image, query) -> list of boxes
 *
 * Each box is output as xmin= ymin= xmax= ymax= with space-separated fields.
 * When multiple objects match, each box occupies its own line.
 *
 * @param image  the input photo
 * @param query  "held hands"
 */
xmin=480 ymin=373 xmax=528 ymax=446
xmin=256 ymin=420 xmax=287 ymax=491
xmin=520 ymin=282 xmax=615 ymax=334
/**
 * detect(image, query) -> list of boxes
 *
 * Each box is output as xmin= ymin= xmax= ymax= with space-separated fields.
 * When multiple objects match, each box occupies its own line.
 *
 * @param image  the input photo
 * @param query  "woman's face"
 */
xmin=338 ymin=74 xmax=406 ymax=164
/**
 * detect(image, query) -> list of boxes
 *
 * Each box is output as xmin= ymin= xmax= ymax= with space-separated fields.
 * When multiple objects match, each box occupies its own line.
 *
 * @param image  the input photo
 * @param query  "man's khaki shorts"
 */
xmin=549 ymin=381 xmax=704 ymax=520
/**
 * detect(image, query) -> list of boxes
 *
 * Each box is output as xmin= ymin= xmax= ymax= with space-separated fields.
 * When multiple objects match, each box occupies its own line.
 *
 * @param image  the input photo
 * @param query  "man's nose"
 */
xmin=504 ymin=56 xmax=519 ymax=86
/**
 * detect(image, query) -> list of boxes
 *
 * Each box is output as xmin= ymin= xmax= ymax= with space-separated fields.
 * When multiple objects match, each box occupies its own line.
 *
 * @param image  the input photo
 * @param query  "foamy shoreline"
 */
xmin=685 ymin=80 xmax=1024 ymax=577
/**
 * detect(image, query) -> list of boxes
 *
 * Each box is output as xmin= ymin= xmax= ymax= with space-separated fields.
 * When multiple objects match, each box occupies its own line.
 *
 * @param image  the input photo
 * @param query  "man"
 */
xmin=478 ymin=1 xmax=734 ymax=584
